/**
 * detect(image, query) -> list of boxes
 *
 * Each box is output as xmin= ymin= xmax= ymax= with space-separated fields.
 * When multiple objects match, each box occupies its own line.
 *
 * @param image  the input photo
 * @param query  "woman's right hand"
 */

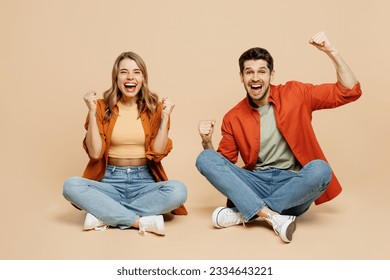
xmin=83 ymin=91 xmax=102 ymax=159
xmin=83 ymin=91 xmax=97 ymax=112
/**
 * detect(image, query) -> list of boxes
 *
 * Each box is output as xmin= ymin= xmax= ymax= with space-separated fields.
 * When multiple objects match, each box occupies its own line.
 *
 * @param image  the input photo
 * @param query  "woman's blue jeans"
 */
xmin=63 ymin=165 xmax=187 ymax=229
xmin=195 ymin=150 xmax=332 ymax=221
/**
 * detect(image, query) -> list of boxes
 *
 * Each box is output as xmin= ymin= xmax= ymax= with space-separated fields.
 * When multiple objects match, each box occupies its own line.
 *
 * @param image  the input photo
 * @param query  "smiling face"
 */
xmin=240 ymin=59 xmax=274 ymax=106
xmin=117 ymin=58 xmax=144 ymax=102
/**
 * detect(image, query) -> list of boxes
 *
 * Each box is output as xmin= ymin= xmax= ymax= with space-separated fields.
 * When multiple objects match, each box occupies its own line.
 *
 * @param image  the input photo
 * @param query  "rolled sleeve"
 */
xmin=146 ymin=138 xmax=173 ymax=162
xmin=304 ymin=81 xmax=362 ymax=111
xmin=82 ymin=101 xmax=106 ymax=160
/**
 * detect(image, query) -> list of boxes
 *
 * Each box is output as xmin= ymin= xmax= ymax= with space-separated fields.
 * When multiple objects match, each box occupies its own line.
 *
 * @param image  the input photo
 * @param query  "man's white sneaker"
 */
xmin=83 ymin=213 xmax=108 ymax=231
xmin=265 ymin=213 xmax=296 ymax=243
xmin=138 ymin=215 xmax=165 ymax=236
xmin=212 ymin=207 xmax=245 ymax=228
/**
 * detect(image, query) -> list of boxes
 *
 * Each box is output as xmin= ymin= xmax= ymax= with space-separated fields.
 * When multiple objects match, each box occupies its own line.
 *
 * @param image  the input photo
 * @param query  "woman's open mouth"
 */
xmin=124 ymin=82 xmax=137 ymax=91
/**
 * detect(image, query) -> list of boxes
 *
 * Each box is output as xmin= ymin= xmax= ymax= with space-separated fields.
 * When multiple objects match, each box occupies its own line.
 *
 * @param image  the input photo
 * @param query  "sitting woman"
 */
xmin=63 ymin=51 xmax=187 ymax=236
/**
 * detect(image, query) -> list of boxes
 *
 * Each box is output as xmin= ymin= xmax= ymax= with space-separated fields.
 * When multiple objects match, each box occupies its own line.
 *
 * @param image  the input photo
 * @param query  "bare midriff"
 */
xmin=108 ymin=157 xmax=147 ymax=167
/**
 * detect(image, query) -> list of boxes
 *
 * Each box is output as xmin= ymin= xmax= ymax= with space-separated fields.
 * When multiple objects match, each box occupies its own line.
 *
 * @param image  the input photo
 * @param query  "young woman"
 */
xmin=63 ymin=52 xmax=187 ymax=236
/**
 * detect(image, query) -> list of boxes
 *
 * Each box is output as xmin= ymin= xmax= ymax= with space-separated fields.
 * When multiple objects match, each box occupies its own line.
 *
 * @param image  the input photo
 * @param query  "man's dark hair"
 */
xmin=239 ymin=47 xmax=274 ymax=73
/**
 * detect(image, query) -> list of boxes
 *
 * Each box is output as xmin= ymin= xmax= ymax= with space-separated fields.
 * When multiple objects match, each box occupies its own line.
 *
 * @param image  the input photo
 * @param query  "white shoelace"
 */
xmin=266 ymin=214 xmax=295 ymax=235
xmin=224 ymin=208 xmax=245 ymax=226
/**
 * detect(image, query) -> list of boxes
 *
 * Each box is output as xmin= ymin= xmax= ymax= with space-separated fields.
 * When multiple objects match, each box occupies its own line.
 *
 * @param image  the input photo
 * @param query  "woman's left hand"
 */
xmin=162 ymin=97 xmax=175 ymax=116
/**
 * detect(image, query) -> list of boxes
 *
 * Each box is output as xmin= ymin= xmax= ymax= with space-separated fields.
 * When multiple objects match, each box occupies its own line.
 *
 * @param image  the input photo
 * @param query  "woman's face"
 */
xmin=117 ymin=58 xmax=144 ymax=99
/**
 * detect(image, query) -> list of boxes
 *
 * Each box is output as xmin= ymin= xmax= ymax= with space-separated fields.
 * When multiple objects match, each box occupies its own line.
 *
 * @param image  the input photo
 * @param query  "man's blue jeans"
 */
xmin=63 ymin=165 xmax=187 ymax=229
xmin=195 ymin=150 xmax=332 ymax=221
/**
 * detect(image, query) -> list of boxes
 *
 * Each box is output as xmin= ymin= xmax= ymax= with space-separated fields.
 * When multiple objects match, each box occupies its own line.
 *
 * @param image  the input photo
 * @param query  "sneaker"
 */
xmin=138 ymin=215 xmax=165 ymax=236
xmin=83 ymin=213 xmax=108 ymax=231
xmin=212 ymin=207 xmax=245 ymax=228
xmin=265 ymin=213 xmax=296 ymax=243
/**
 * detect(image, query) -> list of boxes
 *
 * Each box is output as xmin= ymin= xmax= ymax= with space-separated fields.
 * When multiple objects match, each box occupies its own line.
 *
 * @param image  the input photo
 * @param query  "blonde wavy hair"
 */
xmin=103 ymin=51 xmax=158 ymax=121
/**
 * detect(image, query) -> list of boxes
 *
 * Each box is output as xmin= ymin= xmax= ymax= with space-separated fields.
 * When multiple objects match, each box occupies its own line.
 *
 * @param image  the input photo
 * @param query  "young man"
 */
xmin=195 ymin=31 xmax=362 ymax=243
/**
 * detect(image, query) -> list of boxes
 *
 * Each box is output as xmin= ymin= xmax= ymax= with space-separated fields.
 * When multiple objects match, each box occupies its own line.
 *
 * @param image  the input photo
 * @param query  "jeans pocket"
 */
xmin=103 ymin=170 xmax=112 ymax=179
xmin=103 ymin=166 xmax=116 ymax=178
xmin=135 ymin=169 xmax=154 ymax=181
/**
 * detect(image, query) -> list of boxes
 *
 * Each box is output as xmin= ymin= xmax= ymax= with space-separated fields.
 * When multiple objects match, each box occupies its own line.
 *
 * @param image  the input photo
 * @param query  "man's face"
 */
xmin=240 ymin=59 xmax=274 ymax=106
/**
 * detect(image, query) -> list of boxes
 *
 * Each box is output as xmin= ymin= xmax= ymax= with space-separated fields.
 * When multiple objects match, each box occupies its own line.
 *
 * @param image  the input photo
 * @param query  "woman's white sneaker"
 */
xmin=138 ymin=215 xmax=165 ymax=236
xmin=83 ymin=213 xmax=108 ymax=231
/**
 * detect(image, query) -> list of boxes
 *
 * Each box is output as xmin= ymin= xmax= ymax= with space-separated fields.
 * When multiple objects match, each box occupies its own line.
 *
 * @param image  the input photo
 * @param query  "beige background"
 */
xmin=1 ymin=0 xmax=389 ymax=259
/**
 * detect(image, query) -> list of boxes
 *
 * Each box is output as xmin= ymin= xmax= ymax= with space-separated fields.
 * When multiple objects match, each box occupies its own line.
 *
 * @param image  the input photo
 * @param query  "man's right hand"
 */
xmin=198 ymin=120 xmax=215 ymax=149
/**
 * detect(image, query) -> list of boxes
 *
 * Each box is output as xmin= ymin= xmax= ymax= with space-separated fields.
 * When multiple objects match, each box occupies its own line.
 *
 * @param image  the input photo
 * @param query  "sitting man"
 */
xmin=196 ymin=31 xmax=362 ymax=243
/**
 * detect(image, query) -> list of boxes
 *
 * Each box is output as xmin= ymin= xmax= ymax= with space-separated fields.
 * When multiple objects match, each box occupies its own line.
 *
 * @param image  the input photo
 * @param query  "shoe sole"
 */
xmin=280 ymin=217 xmax=296 ymax=243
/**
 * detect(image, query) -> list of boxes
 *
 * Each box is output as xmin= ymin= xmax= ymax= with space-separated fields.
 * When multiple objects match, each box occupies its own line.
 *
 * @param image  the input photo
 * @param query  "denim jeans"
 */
xmin=63 ymin=165 xmax=187 ymax=229
xmin=195 ymin=150 xmax=332 ymax=221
